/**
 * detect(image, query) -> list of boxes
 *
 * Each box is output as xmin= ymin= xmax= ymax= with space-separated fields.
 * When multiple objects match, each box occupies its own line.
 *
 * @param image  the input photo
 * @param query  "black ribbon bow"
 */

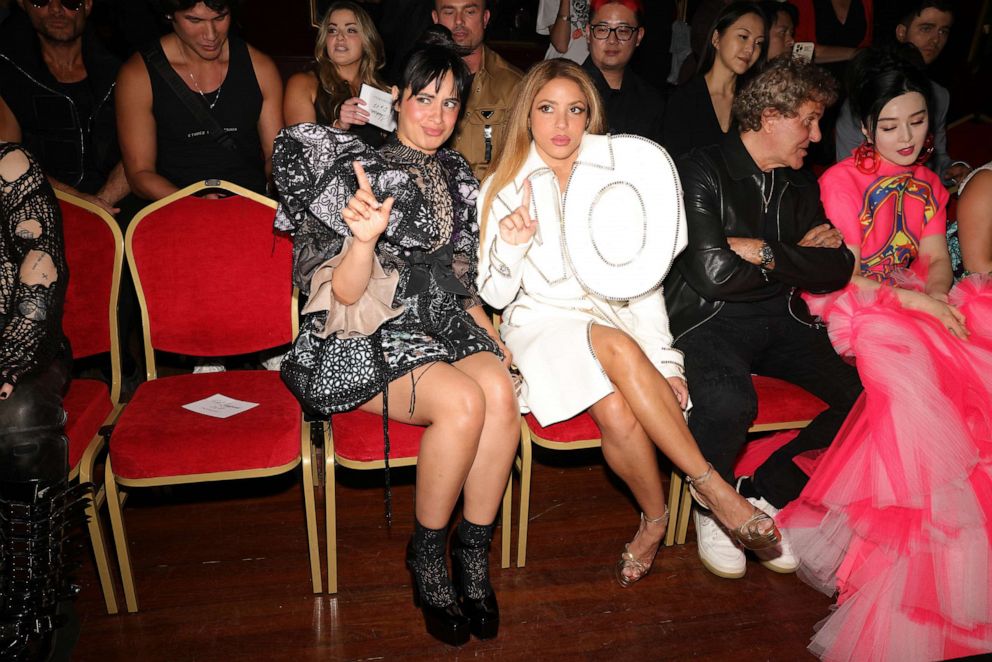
xmin=402 ymin=244 xmax=470 ymax=297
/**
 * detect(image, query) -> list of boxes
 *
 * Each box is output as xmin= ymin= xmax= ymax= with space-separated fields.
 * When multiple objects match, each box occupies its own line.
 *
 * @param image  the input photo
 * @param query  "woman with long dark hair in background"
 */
xmin=663 ymin=1 xmax=767 ymax=157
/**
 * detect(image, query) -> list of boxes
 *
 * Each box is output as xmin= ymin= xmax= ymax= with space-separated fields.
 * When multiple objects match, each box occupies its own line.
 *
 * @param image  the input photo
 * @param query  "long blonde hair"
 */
xmin=480 ymin=59 xmax=606 ymax=229
xmin=313 ymin=1 xmax=387 ymax=123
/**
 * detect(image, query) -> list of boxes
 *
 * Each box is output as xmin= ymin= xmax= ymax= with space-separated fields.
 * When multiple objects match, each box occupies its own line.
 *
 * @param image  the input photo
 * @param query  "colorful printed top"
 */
xmin=819 ymin=157 xmax=949 ymax=285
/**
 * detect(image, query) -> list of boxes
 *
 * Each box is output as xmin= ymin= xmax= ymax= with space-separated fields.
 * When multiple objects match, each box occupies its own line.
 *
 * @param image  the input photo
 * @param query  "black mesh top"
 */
xmin=0 ymin=142 xmax=68 ymax=386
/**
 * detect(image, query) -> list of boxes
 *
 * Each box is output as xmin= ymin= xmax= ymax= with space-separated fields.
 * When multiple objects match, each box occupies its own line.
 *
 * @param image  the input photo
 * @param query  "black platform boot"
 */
xmin=0 ymin=479 xmax=91 ymax=661
xmin=451 ymin=518 xmax=499 ymax=639
xmin=406 ymin=521 xmax=470 ymax=646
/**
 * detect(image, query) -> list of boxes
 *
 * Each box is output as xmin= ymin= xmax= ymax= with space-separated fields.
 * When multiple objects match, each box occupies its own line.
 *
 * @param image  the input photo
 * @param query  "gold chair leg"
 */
xmin=78 ymin=436 xmax=119 ymax=614
xmin=104 ymin=457 xmax=138 ymax=612
xmin=665 ymin=471 xmax=681 ymax=548
xmin=86 ymin=484 xmax=119 ymax=614
xmin=324 ymin=422 xmax=338 ymax=594
xmin=500 ymin=473 xmax=512 ymax=569
xmin=675 ymin=480 xmax=692 ymax=545
xmin=300 ymin=420 xmax=323 ymax=593
xmin=515 ymin=419 xmax=533 ymax=568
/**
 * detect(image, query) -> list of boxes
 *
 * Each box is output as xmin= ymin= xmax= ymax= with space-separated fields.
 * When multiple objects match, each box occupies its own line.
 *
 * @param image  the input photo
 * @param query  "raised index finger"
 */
xmin=353 ymin=160 xmax=373 ymax=193
xmin=520 ymin=180 xmax=532 ymax=221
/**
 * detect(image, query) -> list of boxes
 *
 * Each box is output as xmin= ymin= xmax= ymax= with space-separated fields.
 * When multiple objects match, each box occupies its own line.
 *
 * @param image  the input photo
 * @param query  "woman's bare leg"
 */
xmin=360 ymin=361 xmax=486 ymax=529
xmin=588 ymin=392 xmax=668 ymax=575
xmin=589 ymin=325 xmax=766 ymax=533
xmin=450 ymin=352 xmax=520 ymax=525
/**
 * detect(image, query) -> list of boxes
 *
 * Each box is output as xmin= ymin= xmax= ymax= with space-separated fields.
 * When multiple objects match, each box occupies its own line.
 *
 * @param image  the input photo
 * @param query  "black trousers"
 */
xmin=0 ymin=354 xmax=71 ymax=484
xmin=675 ymin=314 xmax=863 ymax=509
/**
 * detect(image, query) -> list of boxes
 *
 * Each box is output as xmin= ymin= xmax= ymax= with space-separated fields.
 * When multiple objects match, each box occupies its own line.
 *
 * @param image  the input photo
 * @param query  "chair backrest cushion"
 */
xmin=60 ymin=198 xmax=118 ymax=359
xmin=129 ymin=194 xmax=293 ymax=356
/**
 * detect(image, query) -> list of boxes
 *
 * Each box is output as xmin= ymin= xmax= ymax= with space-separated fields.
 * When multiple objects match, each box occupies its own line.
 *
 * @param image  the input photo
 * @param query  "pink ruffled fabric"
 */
xmin=302 ymin=236 xmax=405 ymax=339
xmin=782 ymin=274 xmax=992 ymax=661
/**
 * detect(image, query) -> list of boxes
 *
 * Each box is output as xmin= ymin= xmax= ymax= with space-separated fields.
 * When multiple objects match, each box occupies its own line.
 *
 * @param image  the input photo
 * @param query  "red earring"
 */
xmin=915 ymin=134 xmax=935 ymax=165
xmin=854 ymin=141 xmax=880 ymax=175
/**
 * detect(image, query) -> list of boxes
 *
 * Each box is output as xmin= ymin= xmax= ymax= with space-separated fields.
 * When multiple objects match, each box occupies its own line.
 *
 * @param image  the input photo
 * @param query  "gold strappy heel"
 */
xmin=614 ymin=508 xmax=669 ymax=588
xmin=686 ymin=463 xmax=780 ymax=551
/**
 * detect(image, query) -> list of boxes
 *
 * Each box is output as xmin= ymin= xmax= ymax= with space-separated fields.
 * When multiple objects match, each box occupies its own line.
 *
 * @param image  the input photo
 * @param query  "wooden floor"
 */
xmin=72 ymin=446 xmax=833 ymax=661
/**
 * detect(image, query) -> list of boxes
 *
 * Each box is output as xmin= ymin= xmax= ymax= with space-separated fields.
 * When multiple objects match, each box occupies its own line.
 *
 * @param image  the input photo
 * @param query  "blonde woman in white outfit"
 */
xmin=476 ymin=58 xmax=780 ymax=587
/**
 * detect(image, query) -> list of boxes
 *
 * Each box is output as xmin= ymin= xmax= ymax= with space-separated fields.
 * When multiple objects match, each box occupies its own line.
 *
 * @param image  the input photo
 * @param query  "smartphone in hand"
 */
xmin=793 ymin=41 xmax=814 ymax=63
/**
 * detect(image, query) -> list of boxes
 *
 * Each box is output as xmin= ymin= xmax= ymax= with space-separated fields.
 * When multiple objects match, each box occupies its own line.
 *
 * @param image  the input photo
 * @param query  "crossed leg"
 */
xmin=588 ymin=325 xmax=769 ymax=542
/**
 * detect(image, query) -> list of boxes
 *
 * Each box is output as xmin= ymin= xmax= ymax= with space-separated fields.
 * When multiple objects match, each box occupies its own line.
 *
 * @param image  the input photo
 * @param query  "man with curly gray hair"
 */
xmin=663 ymin=56 xmax=862 ymax=581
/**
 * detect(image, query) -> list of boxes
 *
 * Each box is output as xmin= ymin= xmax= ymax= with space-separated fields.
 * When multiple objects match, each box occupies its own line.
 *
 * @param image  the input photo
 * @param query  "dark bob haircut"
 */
xmin=848 ymin=46 xmax=934 ymax=141
xmin=395 ymin=25 xmax=470 ymax=102
xmin=697 ymin=1 xmax=769 ymax=78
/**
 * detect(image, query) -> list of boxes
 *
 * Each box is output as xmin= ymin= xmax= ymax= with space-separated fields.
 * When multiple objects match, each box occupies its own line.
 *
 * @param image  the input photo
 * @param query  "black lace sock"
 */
xmin=452 ymin=519 xmax=494 ymax=601
xmin=409 ymin=521 xmax=455 ymax=608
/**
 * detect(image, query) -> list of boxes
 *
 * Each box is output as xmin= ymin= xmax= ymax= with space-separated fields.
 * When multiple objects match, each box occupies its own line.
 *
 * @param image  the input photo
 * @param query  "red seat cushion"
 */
xmin=110 ymin=371 xmax=301 ymax=480
xmin=523 ymin=412 xmax=600 ymax=443
xmin=751 ymin=375 xmax=826 ymax=427
xmin=331 ymin=410 xmax=424 ymax=463
xmin=64 ymin=378 xmax=113 ymax=470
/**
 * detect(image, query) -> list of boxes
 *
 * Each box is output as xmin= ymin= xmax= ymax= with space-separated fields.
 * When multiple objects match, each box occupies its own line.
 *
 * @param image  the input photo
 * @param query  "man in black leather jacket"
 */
xmin=664 ymin=58 xmax=862 ymax=580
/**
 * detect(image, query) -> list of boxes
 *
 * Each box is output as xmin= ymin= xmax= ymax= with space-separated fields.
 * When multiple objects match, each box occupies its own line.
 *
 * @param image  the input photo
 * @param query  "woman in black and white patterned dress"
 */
xmin=273 ymin=29 xmax=517 ymax=646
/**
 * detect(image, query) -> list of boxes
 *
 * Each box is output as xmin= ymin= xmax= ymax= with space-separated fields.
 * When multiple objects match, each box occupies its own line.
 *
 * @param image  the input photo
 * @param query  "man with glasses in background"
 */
xmin=0 ymin=0 xmax=128 ymax=215
xmin=582 ymin=0 xmax=664 ymax=144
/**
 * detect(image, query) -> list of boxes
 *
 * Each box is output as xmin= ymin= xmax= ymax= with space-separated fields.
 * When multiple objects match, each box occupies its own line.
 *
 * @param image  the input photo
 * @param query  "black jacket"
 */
xmin=664 ymin=132 xmax=855 ymax=340
xmin=0 ymin=14 xmax=120 ymax=193
xmin=581 ymin=57 xmax=665 ymax=145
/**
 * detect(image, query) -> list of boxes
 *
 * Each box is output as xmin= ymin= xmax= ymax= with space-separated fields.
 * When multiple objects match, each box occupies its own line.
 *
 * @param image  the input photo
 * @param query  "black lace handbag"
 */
xmin=280 ymin=315 xmax=385 ymax=416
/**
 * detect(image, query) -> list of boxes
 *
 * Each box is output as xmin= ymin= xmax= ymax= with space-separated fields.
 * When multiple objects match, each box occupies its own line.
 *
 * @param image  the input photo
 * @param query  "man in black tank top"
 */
xmin=0 ymin=0 xmax=127 ymax=215
xmin=115 ymin=0 xmax=284 ymax=201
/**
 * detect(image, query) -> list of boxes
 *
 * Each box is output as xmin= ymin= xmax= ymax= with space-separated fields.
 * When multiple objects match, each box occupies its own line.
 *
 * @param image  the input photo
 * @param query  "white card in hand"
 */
xmin=359 ymin=84 xmax=396 ymax=132
xmin=182 ymin=393 xmax=259 ymax=419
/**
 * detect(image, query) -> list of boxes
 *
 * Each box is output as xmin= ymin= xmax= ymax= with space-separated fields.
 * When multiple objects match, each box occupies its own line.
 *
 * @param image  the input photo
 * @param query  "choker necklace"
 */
xmin=181 ymin=45 xmax=223 ymax=110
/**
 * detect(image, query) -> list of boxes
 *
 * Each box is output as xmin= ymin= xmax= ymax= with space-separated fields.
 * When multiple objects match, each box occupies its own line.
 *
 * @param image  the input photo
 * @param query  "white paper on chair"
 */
xmin=359 ymin=84 xmax=396 ymax=132
xmin=182 ymin=393 xmax=259 ymax=419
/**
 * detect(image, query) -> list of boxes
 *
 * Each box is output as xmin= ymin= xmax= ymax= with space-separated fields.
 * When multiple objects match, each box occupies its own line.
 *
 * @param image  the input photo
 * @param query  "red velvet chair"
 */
xmin=325 ymin=411 xmax=512 ymax=593
xmin=513 ymin=412 xmax=682 ymax=567
xmin=104 ymin=181 xmax=321 ymax=612
xmin=57 ymin=191 xmax=125 ymax=614
xmin=671 ymin=374 xmax=828 ymax=544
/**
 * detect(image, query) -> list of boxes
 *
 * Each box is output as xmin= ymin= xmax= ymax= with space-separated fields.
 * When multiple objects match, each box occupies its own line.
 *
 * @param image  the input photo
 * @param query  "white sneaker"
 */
xmin=745 ymin=496 xmax=799 ymax=574
xmin=694 ymin=508 xmax=746 ymax=579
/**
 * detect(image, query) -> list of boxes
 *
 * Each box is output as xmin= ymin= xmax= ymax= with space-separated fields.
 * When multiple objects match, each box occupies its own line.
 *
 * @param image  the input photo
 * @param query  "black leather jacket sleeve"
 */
xmin=677 ymin=156 xmax=787 ymax=302
xmin=764 ymin=195 xmax=856 ymax=294
xmin=677 ymin=152 xmax=854 ymax=301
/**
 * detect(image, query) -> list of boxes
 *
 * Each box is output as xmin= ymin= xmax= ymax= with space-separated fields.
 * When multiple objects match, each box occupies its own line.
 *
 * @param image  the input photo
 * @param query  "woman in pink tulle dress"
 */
xmin=779 ymin=48 xmax=992 ymax=661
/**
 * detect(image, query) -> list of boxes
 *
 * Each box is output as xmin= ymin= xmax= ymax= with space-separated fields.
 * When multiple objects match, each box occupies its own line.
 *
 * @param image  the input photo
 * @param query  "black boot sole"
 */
xmin=406 ymin=546 xmax=471 ymax=646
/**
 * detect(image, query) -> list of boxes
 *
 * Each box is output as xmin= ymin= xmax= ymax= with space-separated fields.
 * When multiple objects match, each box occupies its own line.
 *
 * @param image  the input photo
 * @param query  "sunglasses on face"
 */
xmin=29 ymin=0 xmax=84 ymax=11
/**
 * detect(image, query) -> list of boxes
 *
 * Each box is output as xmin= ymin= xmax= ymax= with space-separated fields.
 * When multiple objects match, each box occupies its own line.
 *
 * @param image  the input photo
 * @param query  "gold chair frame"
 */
xmin=105 ymin=181 xmax=322 ymax=612
xmin=324 ymin=421 xmax=513 ymax=594
xmin=56 ymin=190 xmax=126 ymax=614
xmin=514 ymin=417 xmax=682 ymax=568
